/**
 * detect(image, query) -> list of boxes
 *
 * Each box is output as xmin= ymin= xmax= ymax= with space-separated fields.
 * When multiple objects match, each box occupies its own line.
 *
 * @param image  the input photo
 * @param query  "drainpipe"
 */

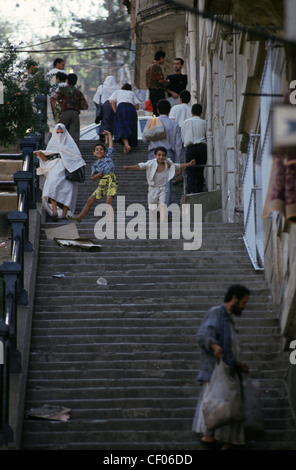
xmin=188 ymin=11 xmax=198 ymax=99
xmin=285 ymin=0 xmax=296 ymax=42
xmin=195 ymin=6 xmax=200 ymax=102
xmin=206 ymin=19 xmax=214 ymax=191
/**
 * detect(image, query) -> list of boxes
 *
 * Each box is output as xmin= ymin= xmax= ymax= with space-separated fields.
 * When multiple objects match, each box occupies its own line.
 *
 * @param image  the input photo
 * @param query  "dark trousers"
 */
xmin=185 ymin=143 xmax=207 ymax=193
xmin=149 ymin=89 xmax=165 ymax=116
xmin=59 ymin=110 xmax=80 ymax=147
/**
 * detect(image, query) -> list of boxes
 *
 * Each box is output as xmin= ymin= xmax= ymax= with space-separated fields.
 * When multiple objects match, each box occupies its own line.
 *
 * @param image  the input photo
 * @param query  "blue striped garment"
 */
xmin=91 ymin=147 xmax=115 ymax=177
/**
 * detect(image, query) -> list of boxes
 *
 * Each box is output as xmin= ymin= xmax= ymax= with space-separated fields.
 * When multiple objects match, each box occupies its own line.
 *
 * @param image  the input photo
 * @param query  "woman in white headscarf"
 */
xmin=34 ymin=123 xmax=86 ymax=220
xmin=93 ymin=76 xmax=118 ymax=143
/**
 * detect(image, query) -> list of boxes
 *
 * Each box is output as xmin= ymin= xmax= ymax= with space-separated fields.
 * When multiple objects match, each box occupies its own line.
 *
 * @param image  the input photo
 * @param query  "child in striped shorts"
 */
xmin=67 ymin=130 xmax=117 ymax=223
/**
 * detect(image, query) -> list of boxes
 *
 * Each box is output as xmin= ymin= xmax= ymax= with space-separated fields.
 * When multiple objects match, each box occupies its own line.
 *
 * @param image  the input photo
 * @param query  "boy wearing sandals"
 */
xmin=67 ymin=130 xmax=117 ymax=223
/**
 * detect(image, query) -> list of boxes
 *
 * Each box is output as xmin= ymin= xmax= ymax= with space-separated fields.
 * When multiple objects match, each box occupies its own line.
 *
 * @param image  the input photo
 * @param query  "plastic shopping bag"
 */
xmin=143 ymin=116 xmax=166 ymax=141
xmin=202 ymin=360 xmax=245 ymax=431
xmin=242 ymin=374 xmax=264 ymax=439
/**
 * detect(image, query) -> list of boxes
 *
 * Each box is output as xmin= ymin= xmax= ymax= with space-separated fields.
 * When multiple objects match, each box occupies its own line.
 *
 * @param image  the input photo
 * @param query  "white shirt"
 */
xmin=138 ymin=158 xmax=181 ymax=187
xmin=181 ymin=116 xmax=207 ymax=147
xmin=109 ymin=89 xmax=140 ymax=107
xmin=169 ymin=103 xmax=191 ymax=126
xmin=47 ymin=67 xmax=66 ymax=86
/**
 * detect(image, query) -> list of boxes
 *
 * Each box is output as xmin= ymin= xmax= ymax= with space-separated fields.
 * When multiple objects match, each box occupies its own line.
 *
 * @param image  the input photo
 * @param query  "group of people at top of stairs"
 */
xmin=35 ymin=52 xmax=207 ymax=222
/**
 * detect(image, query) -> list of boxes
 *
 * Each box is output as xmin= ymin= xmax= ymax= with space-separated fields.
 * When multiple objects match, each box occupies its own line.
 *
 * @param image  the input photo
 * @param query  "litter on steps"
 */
xmin=26 ymin=404 xmax=71 ymax=422
xmin=54 ymin=237 xmax=101 ymax=251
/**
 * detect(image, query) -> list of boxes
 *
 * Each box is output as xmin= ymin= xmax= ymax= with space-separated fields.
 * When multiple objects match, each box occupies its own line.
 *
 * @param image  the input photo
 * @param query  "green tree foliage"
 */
xmin=74 ymin=0 xmax=130 ymax=47
xmin=0 ymin=43 xmax=51 ymax=148
xmin=71 ymin=0 xmax=131 ymax=80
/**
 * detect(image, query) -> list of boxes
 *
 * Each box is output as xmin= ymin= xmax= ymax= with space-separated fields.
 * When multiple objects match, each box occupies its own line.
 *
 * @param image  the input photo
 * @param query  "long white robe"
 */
xmin=36 ymin=123 xmax=85 ymax=217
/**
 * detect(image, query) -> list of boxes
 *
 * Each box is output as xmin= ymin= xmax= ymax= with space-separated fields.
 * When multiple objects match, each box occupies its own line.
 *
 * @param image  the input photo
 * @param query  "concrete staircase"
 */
xmin=20 ymin=140 xmax=296 ymax=450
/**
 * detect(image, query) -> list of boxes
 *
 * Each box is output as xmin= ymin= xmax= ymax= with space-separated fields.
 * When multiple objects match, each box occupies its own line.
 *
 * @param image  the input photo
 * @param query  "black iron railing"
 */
xmin=0 ymin=133 xmax=42 ymax=446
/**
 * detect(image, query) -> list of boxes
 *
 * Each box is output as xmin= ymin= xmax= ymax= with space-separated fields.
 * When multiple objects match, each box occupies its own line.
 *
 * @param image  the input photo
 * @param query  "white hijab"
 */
xmin=93 ymin=76 xmax=118 ymax=104
xmin=43 ymin=124 xmax=86 ymax=173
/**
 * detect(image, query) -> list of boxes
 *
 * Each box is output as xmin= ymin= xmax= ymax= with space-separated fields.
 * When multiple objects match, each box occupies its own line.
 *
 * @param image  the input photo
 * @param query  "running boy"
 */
xmin=123 ymin=146 xmax=195 ymax=221
xmin=67 ymin=130 xmax=117 ymax=223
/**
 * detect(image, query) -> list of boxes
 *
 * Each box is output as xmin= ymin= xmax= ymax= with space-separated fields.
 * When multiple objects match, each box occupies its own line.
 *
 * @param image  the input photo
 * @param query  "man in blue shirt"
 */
xmin=67 ymin=130 xmax=117 ymax=223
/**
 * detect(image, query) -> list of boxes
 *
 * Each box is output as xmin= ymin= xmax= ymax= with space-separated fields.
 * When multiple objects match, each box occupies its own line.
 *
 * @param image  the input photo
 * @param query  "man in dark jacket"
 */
xmin=56 ymin=73 xmax=88 ymax=147
xmin=146 ymin=51 xmax=169 ymax=116
xmin=192 ymin=284 xmax=250 ymax=450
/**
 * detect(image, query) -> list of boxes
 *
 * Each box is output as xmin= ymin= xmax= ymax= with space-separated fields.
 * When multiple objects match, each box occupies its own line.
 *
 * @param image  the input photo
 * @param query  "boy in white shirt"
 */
xmin=123 ymin=146 xmax=195 ymax=221
xmin=169 ymin=90 xmax=191 ymax=126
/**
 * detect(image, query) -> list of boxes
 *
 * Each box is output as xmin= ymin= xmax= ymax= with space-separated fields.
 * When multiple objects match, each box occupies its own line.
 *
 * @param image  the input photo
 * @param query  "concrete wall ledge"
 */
xmin=183 ymin=189 xmax=222 ymax=222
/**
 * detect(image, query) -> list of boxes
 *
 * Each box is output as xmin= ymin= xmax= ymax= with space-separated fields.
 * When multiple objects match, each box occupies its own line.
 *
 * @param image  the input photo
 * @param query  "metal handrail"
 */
xmin=22 ymin=153 xmax=30 ymax=172
xmin=0 ymin=93 xmax=45 ymax=446
xmin=4 ymin=294 xmax=13 ymax=327
xmin=242 ymin=131 xmax=264 ymax=270
xmin=17 ymin=191 xmax=26 ymax=213
xmin=11 ymin=236 xmax=20 ymax=264
xmin=0 ymin=134 xmax=41 ymax=447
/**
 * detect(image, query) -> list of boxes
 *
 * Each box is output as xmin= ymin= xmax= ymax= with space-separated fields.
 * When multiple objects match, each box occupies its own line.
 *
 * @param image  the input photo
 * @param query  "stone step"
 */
xmin=26 ymin=351 xmax=286 ymax=369
xmin=0 ymin=192 xmax=18 ymax=211
xmin=29 ymin=337 xmax=282 ymax=355
xmin=20 ymin=415 xmax=293 ymax=450
xmin=23 ymin=393 xmax=291 ymax=421
xmin=25 ymin=367 xmax=286 ymax=383
xmin=31 ymin=305 xmax=278 ymax=318
xmin=22 ymin=411 xmax=294 ymax=433
xmin=33 ymin=285 xmax=271 ymax=297
xmin=30 ymin=323 xmax=280 ymax=335
xmin=0 ymin=159 xmax=23 ymax=176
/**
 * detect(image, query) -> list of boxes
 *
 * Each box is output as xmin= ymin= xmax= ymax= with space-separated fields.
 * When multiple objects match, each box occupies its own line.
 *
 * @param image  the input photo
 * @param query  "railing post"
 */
xmin=0 ymin=262 xmax=22 ymax=373
xmin=13 ymin=171 xmax=32 ymax=253
xmin=7 ymin=211 xmax=28 ymax=306
xmin=0 ymin=262 xmax=22 ymax=446
xmin=20 ymin=135 xmax=42 ymax=209
xmin=0 ymin=338 xmax=14 ymax=446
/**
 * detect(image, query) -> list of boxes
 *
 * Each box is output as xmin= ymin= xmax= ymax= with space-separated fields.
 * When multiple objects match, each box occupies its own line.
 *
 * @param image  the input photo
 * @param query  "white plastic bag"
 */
xmin=143 ymin=116 xmax=166 ymax=141
xmin=242 ymin=375 xmax=264 ymax=439
xmin=202 ymin=360 xmax=245 ymax=431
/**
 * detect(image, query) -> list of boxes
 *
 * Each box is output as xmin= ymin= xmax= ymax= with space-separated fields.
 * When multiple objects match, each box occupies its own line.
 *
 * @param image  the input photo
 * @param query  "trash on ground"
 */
xmin=97 ymin=276 xmax=108 ymax=286
xmin=26 ymin=404 xmax=71 ymax=422
xmin=0 ymin=242 xmax=6 ymax=248
xmin=54 ymin=237 xmax=101 ymax=251
xmin=45 ymin=223 xmax=79 ymax=240
xmin=52 ymin=273 xmax=65 ymax=278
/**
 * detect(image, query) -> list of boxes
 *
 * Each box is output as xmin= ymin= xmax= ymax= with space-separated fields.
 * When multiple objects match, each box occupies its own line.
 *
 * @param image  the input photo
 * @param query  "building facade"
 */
xmin=127 ymin=0 xmax=296 ymax=416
